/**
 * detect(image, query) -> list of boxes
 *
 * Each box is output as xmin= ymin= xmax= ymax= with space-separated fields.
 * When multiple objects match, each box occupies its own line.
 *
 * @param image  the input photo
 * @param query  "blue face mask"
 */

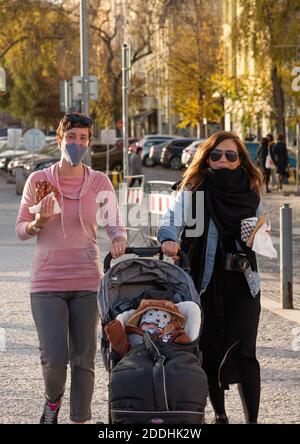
xmin=61 ymin=143 xmax=88 ymax=166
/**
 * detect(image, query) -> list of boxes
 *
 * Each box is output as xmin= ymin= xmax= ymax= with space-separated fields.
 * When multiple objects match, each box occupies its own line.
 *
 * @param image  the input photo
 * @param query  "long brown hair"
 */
xmin=179 ymin=131 xmax=263 ymax=194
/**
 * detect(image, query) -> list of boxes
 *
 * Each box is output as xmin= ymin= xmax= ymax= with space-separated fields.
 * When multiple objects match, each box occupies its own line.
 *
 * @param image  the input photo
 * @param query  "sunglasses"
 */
xmin=209 ymin=149 xmax=239 ymax=163
xmin=64 ymin=114 xmax=93 ymax=127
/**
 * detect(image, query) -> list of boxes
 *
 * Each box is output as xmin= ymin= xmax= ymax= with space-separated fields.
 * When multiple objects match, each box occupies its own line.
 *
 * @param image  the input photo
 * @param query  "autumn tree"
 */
xmin=69 ymin=0 xmax=167 ymax=128
xmin=158 ymin=0 xmax=223 ymax=136
xmin=234 ymin=0 xmax=300 ymax=136
xmin=0 ymin=0 xmax=77 ymax=127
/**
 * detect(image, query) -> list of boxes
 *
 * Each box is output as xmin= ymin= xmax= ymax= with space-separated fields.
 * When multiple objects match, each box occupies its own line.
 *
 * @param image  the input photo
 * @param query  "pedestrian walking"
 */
xmin=272 ymin=134 xmax=289 ymax=191
xmin=266 ymin=133 xmax=277 ymax=188
xmin=15 ymin=112 xmax=127 ymax=424
xmin=129 ymin=145 xmax=143 ymax=187
xmin=157 ymin=131 xmax=264 ymax=424
xmin=256 ymin=137 xmax=271 ymax=193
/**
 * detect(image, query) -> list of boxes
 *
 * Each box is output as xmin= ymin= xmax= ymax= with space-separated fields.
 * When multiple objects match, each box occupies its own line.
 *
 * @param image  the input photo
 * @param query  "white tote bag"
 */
xmin=265 ymin=149 xmax=275 ymax=170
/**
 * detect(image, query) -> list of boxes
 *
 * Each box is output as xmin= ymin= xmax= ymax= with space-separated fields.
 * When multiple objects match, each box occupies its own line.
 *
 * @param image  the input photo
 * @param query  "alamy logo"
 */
xmin=291 ymin=327 xmax=300 ymax=351
xmin=291 ymin=67 xmax=300 ymax=91
xmin=94 ymin=187 xmax=205 ymax=237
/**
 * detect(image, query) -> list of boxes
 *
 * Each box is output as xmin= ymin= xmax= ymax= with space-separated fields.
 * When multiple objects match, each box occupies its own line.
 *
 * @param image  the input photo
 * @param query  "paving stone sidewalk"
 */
xmin=0 ymin=175 xmax=299 ymax=424
xmin=258 ymin=189 xmax=300 ymax=310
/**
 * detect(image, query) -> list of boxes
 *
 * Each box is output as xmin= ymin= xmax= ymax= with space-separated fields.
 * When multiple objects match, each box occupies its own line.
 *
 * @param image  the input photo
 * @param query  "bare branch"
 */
xmin=0 ymin=34 xmax=64 ymax=60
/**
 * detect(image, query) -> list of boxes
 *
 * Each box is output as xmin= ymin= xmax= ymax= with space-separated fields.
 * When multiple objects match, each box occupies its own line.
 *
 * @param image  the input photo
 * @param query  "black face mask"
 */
xmin=204 ymin=166 xmax=260 ymax=237
xmin=206 ymin=166 xmax=245 ymax=190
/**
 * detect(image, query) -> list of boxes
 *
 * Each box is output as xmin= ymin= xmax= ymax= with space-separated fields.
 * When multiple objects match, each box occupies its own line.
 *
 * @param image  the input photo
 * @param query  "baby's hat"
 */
xmin=126 ymin=299 xmax=186 ymax=328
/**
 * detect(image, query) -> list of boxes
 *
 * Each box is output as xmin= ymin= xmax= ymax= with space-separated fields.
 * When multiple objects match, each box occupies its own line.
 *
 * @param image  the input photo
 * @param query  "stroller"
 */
xmin=97 ymin=247 xmax=208 ymax=424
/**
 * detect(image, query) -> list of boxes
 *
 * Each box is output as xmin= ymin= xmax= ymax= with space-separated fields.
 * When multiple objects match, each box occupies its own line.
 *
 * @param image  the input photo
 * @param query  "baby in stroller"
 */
xmin=98 ymin=247 xmax=208 ymax=424
xmin=104 ymin=299 xmax=191 ymax=358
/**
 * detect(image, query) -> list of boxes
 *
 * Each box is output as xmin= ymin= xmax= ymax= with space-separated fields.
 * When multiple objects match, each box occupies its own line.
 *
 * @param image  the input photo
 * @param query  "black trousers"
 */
xmin=199 ymin=261 xmax=261 ymax=423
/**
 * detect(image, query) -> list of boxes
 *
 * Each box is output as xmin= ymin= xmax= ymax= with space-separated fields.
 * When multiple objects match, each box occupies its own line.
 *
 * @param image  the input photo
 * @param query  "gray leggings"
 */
xmin=30 ymin=290 xmax=99 ymax=422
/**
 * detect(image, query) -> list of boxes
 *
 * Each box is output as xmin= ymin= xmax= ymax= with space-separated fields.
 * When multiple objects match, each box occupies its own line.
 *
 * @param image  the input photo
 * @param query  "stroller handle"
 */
xmin=103 ymin=247 xmax=191 ymax=274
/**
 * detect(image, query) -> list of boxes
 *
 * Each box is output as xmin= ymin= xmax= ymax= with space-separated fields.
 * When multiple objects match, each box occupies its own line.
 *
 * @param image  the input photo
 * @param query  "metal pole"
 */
xmin=80 ymin=0 xmax=89 ymax=115
xmin=280 ymin=204 xmax=293 ymax=309
xmin=122 ymin=44 xmax=129 ymax=179
xmin=296 ymin=123 xmax=300 ymax=194
xmin=106 ymin=144 xmax=109 ymax=176
xmin=80 ymin=0 xmax=91 ymax=166
xmin=64 ymin=81 xmax=71 ymax=113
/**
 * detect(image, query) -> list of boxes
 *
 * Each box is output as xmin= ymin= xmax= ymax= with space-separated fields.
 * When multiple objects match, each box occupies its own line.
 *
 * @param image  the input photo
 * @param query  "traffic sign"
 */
xmin=101 ymin=129 xmax=117 ymax=175
xmin=23 ymin=129 xmax=46 ymax=152
xmin=7 ymin=128 xmax=22 ymax=149
xmin=72 ymin=75 xmax=98 ymax=100
xmin=101 ymin=129 xmax=116 ymax=145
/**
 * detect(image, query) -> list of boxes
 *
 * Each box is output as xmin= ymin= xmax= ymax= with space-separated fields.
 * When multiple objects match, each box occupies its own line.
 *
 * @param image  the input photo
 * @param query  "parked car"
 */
xmin=22 ymin=156 xmax=60 ymax=175
xmin=91 ymin=140 xmax=126 ymax=172
xmin=0 ymin=139 xmax=8 ymax=151
xmin=39 ymin=142 xmax=60 ymax=156
xmin=180 ymin=140 xmax=259 ymax=168
xmin=0 ymin=149 xmax=28 ymax=171
xmin=160 ymin=138 xmax=197 ymax=170
xmin=115 ymin=137 xmax=139 ymax=151
xmin=7 ymin=143 xmax=60 ymax=176
xmin=149 ymin=141 xmax=170 ymax=166
xmin=244 ymin=141 xmax=259 ymax=162
xmin=0 ymin=128 xmax=8 ymax=138
xmin=15 ymin=156 xmax=60 ymax=195
xmin=136 ymin=134 xmax=182 ymax=167
xmin=181 ymin=139 xmax=206 ymax=167
xmin=286 ymin=147 xmax=300 ymax=181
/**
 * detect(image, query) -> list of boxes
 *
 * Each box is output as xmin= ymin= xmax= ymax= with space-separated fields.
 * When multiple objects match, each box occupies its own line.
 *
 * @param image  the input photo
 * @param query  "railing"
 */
xmin=117 ymin=179 xmax=176 ymax=247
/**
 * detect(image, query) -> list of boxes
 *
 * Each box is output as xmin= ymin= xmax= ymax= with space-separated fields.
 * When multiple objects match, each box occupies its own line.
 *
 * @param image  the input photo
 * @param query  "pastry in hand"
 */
xmin=35 ymin=181 xmax=60 ymax=204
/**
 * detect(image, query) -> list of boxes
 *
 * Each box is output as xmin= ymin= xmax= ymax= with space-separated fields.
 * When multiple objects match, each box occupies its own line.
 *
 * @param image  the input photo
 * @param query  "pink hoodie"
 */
xmin=16 ymin=162 xmax=127 ymax=293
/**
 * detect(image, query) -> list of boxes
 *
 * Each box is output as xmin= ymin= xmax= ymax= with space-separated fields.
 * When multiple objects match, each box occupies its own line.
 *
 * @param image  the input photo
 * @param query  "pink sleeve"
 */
xmin=15 ymin=173 xmax=36 ymax=240
xmin=96 ymin=173 xmax=127 ymax=241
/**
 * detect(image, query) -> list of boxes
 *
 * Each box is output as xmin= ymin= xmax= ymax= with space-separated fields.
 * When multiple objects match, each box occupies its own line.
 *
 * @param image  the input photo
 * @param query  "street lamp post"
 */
xmin=296 ymin=122 xmax=300 ymax=195
xmin=122 ymin=43 xmax=130 ymax=180
xmin=80 ymin=0 xmax=89 ymax=115
xmin=80 ymin=0 xmax=91 ymax=166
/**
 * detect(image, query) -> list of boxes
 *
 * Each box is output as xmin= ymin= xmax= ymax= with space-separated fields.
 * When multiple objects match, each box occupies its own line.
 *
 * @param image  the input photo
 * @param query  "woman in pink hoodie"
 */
xmin=16 ymin=113 xmax=127 ymax=424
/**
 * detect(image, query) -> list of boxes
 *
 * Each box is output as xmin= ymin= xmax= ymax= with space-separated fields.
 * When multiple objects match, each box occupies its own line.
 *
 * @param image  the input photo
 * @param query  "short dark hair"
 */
xmin=277 ymin=133 xmax=285 ymax=141
xmin=56 ymin=113 xmax=93 ymax=143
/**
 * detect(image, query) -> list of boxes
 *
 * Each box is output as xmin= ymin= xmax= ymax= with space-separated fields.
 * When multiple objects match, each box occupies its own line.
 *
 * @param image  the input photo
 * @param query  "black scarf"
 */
xmin=204 ymin=167 xmax=260 ymax=238
xmin=180 ymin=167 xmax=260 ymax=291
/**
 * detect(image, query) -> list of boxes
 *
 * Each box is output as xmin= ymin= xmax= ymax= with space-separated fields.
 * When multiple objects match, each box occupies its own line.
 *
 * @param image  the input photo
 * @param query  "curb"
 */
xmin=261 ymin=294 xmax=300 ymax=325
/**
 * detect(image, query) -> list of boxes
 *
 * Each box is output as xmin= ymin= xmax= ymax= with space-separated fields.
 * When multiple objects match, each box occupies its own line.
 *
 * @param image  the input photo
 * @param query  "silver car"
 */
xmin=181 ymin=139 xmax=205 ymax=167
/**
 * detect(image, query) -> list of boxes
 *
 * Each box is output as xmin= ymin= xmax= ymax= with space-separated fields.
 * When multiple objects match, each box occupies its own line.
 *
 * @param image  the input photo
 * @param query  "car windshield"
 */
xmin=144 ymin=139 xmax=168 ymax=148
xmin=155 ymin=141 xmax=168 ymax=148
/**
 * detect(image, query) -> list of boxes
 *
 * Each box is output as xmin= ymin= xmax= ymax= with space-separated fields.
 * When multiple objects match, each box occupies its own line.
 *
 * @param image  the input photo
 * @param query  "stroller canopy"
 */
xmin=98 ymin=257 xmax=201 ymax=325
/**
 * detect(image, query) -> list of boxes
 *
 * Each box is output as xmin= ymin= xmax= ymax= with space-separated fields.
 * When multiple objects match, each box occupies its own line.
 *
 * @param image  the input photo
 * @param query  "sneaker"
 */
xmin=40 ymin=400 xmax=61 ymax=424
xmin=213 ymin=414 xmax=229 ymax=424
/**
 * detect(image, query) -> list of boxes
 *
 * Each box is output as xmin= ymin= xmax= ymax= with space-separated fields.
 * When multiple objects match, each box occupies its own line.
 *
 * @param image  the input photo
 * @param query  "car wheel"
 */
xmin=143 ymin=155 xmax=154 ymax=167
xmin=112 ymin=161 xmax=123 ymax=171
xmin=170 ymin=156 xmax=182 ymax=170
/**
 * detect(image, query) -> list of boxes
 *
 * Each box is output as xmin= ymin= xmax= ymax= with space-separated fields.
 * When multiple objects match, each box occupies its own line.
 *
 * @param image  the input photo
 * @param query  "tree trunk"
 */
xmin=271 ymin=65 xmax=285 ymax=137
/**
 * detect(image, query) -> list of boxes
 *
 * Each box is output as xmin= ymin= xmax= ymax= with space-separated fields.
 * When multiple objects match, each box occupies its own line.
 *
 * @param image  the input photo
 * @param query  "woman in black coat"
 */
xmin=273 ymin=134 xmax=289 ymax=191
xmin=257 ymin=137 xmax=271 ymax=192
xmin=158 ymin=131 xmax=264 ymax=424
